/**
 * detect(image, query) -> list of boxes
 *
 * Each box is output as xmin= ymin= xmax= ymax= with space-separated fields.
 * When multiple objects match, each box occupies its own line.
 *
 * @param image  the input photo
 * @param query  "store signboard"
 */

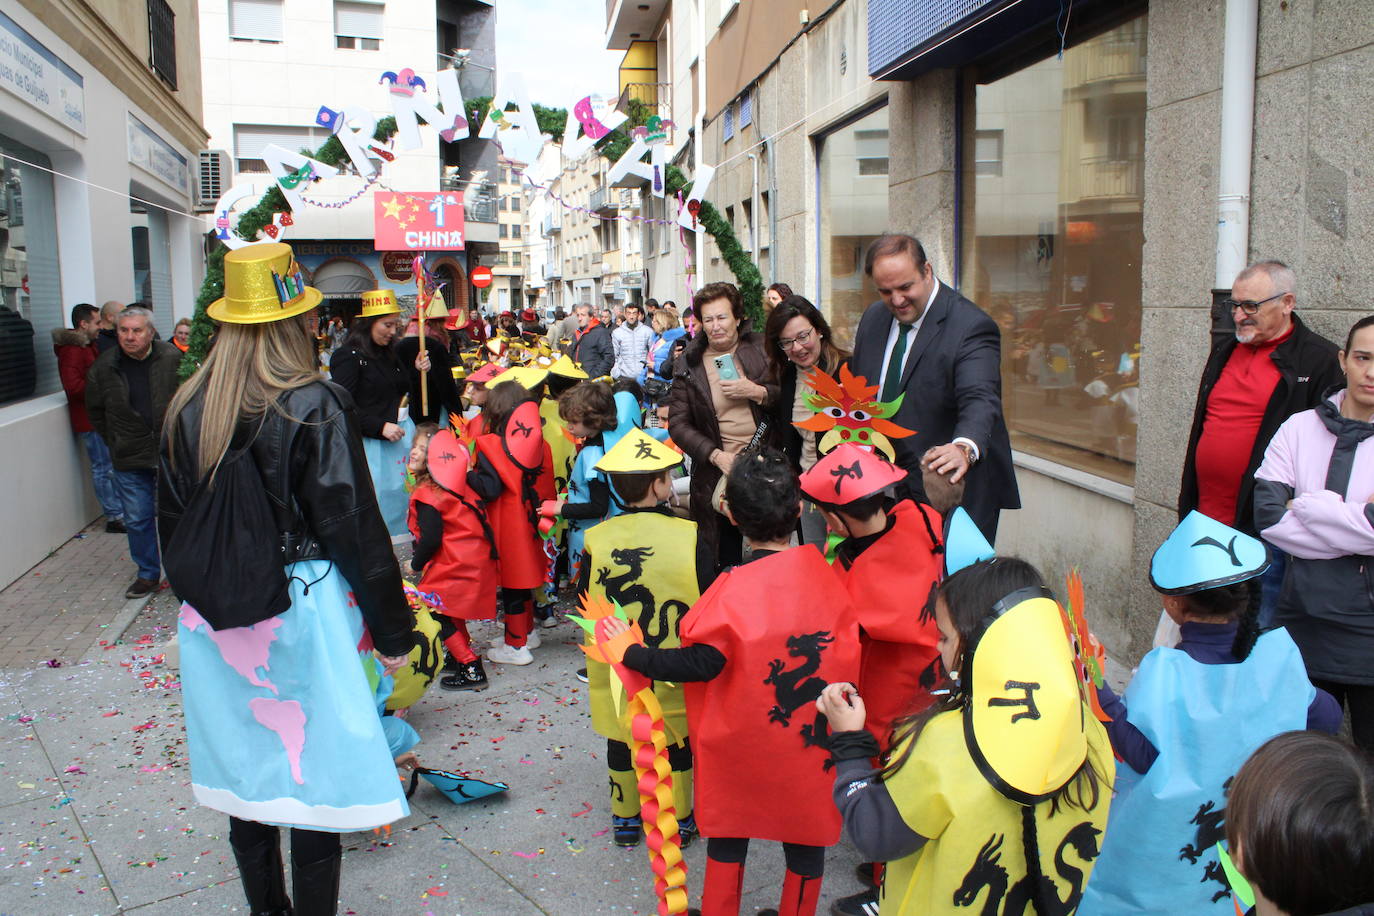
xmin=0 ymin=10 xmax=84 ymax=134
xmin=128 ymin=114 xmax=189 ymax=193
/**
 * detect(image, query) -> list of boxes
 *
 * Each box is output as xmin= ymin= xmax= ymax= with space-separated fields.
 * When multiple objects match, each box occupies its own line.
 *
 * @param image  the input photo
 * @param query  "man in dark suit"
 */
xmin=850 ymin=234 xmax=1019 ymax=540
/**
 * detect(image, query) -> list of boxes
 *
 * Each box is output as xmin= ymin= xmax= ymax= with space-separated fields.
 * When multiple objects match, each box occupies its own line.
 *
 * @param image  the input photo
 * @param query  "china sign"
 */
xmin=374 ymin=191 xmax=465 ymax=250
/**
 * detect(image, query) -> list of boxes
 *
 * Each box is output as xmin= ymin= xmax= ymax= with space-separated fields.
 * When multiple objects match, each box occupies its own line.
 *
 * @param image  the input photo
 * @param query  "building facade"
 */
xmin=199 ymin=0 xmax=500 ymax=322
xmin=629 ymin=0 xmax=1374 ymax=665
xmin=0 ymin=0 xmax=209 ymax=588
xmin=491 ymin=154 xmax=523 ymax=314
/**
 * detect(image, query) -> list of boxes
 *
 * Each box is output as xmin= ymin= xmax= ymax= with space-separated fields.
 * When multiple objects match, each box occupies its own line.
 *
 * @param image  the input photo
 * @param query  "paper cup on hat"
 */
xmin=359 ymin=288 xmax=401 ymax=318
xmin=208 ymin=243 xmax=322 ymax=325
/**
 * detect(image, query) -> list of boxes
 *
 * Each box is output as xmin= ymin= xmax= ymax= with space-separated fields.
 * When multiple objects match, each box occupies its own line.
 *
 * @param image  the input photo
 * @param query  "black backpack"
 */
xmin=163 ymin=441 xmax=291 ymax=630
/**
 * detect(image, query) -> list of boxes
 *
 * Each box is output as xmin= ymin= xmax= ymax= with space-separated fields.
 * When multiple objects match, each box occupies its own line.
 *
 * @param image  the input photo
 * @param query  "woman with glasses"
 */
xmin=764 ymin=295 xmax=850 ymax=545
xmin=667 ymin=282 xmax=778 ymax=580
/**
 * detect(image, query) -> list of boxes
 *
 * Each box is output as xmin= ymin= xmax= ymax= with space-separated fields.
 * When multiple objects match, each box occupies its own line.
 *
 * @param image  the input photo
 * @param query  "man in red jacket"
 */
xmin=53 ymin=304 xmax=124 ymax=532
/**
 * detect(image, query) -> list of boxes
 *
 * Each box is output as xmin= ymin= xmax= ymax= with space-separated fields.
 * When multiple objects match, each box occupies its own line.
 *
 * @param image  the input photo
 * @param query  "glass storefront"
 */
xmin=962 ymin=16 xmax=1147 ymax=484
xmin=817 ymin=104 xmax=890 ymax=345
xmin=0 ymin=137 xmax=62 ymax=408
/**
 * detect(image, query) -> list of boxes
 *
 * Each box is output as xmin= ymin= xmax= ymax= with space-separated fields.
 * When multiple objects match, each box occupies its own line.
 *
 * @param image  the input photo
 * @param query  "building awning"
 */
xmin=311 ymin=257 xmax=376 ymax=298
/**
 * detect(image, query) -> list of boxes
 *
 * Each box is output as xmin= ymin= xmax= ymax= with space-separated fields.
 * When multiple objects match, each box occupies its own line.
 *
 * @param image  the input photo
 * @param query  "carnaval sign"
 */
xmin=211 ymin=66 xmax=718 ymax=251
xmin=374 ymin=191 xmax=466 ymax=250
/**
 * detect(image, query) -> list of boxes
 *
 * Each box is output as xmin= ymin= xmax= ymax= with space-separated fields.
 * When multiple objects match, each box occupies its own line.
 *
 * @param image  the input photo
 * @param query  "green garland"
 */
xmin=179 ymin=118 xmax=401 ymax=380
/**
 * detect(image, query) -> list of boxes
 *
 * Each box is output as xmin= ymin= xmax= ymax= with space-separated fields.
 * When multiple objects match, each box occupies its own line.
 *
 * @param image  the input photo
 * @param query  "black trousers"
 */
xmin=1311 ymin=678 xmax=1374 ymax=752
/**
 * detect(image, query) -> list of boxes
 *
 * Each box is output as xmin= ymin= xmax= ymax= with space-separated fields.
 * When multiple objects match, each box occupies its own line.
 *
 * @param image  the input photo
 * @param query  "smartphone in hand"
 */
xmin=713 ymin=354 xmax=739 ymax=380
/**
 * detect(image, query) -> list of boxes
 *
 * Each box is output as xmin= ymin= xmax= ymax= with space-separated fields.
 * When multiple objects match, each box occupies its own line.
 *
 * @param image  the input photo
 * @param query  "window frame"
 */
xmin=147 ymin=0 xmax=177 ymax=89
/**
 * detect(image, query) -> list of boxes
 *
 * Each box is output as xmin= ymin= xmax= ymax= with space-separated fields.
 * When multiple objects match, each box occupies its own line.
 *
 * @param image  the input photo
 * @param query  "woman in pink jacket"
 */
xmin=1255 ymin=314 xmax=1374 ymax=751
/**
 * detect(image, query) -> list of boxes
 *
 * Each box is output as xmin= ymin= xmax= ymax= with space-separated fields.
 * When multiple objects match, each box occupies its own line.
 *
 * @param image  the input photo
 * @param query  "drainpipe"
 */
xmin=747 ymin=152 xmax=760 ymax=266
xmin=1212 ymin=0 xmax=1259 ymax=341
xmin=766 ymin=136 xmax=778 ymax=284
xmin=694 ymin=0 xmax=707 ymax=290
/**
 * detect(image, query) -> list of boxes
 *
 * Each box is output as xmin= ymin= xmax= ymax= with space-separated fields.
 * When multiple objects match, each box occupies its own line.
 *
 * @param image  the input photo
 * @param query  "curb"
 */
xmin=80 ymin=591 xmax=157 ymax=664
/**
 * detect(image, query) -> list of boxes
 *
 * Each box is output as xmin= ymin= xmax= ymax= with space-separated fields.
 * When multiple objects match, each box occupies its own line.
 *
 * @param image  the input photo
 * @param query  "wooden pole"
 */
xmin=418 ymin=301 xmax=430 ymax=417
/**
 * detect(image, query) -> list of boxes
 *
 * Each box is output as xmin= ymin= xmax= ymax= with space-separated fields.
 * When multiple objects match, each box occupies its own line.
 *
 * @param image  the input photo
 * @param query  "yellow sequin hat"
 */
xmin=208 ymin=243 xmax=322 ymax=325
xmin=359 ymin=288 xmax=401 ymax=318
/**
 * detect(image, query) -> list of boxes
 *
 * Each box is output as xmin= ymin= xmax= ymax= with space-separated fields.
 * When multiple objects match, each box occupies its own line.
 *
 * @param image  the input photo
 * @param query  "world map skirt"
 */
xmin=178 ymin=559 xmax=409 ymax=832
xmin=363 ymin=415 xmax=416 ymax=539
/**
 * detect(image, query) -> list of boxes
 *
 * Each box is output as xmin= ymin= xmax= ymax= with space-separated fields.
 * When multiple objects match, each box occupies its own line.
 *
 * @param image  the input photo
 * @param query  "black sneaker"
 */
xmin=677 ymin=813 xmax=698 ymax=848
xmin=105 ymin=519 xmax=126 ymax=534
xmin=575 ymin=667 xmax=589 ymax=683
xmin=830 ymin=889 xmax=879 ymax=916
xmin=855 ymin=862 xmax=876 ymax=888
xmin=440 ymin=660 xmax=489 ymax=691
xmin=124 ymin=577 xmax=158 ymax=600
xmin=612 ymin=814 xmax=642 ymax=847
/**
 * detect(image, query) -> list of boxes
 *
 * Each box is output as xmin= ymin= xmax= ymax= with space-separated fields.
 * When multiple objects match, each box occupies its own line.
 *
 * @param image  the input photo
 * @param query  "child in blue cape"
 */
xmin=1079 ymin=511 xmax=1342 ymax=915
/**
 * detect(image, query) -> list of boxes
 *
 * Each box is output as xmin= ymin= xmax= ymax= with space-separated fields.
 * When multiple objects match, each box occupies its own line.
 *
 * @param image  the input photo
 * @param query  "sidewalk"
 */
xmin=0 ymin=528 xmax=864 ymax=915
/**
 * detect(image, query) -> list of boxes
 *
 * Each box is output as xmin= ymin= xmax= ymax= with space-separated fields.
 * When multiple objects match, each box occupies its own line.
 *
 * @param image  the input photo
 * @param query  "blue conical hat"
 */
xmin=1149 ymin=510 xmax=1269 ymax=595
xmin=945 ymin=507 xmax=995 ymax=575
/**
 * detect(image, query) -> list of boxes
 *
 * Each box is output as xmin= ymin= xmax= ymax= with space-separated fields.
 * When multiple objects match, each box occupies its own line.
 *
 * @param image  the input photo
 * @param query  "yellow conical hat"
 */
xmin=596 ymin=427 xmax=682 ymax=474
xmin=208 ymin=242 xmax=322 ymax=324
xmin=492 ymin=365 xmax=549 ymax=391
xmin=359 ymin=288 xmax=401 ymax=318
xmin=548 ymin=353 xmax=589 ymax=379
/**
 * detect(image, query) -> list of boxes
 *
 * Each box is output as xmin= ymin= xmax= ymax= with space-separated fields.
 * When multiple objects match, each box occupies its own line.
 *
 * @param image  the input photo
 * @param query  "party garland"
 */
xmin=178 ymin=117 xmax=402 ymax=380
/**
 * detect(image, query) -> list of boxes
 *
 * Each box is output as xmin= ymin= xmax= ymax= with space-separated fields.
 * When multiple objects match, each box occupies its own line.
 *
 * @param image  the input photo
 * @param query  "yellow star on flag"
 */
xmin=381 ymin=195 xmax=405 ymax=221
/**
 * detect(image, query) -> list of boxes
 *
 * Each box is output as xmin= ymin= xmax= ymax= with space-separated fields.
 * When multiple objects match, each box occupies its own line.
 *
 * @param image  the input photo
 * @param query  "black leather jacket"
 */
xmin=157 ymin=380 xmax=414 ymax=656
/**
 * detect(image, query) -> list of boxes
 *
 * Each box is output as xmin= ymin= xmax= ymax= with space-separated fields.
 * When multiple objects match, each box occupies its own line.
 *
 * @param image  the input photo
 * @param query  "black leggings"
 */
xmin=1311 ymin=678 xmax=1374 ymax=752
xmin=607 ymin=737 xmax=693 ymax=771
xmin=230 ymin=816 xmax=340 ymax=868
xmin=706 ymin=836 xmax=825 ymax=877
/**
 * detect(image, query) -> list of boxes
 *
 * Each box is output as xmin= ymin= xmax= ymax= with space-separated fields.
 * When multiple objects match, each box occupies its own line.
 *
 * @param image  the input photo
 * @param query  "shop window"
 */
xmin=230 ymin=0 xmax=283 ymax=42
xmin=962 ymin=15 xmax=1147 ymax=484
xmin=147 ymin=0 xmax=177 ymax=88
xmin=335 ymin=0 xmax=383 ymax=50
xmin=0 ymin=141 xmax=62 ymax=407
xmin=817 ymin=104 xmax=889 ymax=344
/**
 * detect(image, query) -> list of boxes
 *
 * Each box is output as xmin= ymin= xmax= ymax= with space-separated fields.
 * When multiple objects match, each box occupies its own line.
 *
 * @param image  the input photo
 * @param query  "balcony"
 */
xmin=606 ymin=0 xmax=668 ymax=50
xmin=1071 ymin=156 xmax=1144 ymax=203
xmin=589 ymin=187 xmax=618 ymax=215
xmin=543 ymin=261 xmax=561 ymax=280
xmin=439 ymin=179 xmax=497 ymax=223
xmin=542 ymin=211 xmax=562 ymax=236
xmin=1064 ymin=22 xmax=1147 ymax=90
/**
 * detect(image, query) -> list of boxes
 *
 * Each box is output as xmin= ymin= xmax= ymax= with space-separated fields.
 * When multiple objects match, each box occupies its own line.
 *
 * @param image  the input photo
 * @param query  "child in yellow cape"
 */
xmin=817 ymin=556 xmax=1115 ymax=916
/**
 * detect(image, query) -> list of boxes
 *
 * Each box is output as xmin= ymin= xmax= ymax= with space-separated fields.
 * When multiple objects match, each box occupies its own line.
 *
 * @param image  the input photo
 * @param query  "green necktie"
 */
xmin=881 ymin=324 xmax=913 ymax=403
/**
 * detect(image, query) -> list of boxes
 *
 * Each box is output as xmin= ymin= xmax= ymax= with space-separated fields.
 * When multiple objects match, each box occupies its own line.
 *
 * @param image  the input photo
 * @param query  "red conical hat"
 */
xmin=426 ymin=429 xmax=472 ymax=496
xmin=503 ymin=400 xmax=543 ymax=471
xmin=799 ymin=442 xmax=907 ymax=505
xmin=467 ymin=362 xmax=503 ymax=385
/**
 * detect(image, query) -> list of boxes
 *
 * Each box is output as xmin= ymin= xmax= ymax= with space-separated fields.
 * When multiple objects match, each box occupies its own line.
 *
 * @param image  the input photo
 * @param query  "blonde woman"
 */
xmin=158 ymin=244 xmax=413 ymax=916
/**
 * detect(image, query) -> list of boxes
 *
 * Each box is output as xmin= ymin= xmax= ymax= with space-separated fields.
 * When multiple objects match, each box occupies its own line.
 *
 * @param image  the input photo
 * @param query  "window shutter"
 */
xmin=723 ymin=104 xmax=734 ymax=141
xmin=334 ymin=1 xmax=384 ymax=39
xmin=230 ymin=0 xmax=283 ymax=41
xmin=738 ymin=90 xmax=753 ymax=128
xmin=234 ymin=125 xmax=325 ymax=160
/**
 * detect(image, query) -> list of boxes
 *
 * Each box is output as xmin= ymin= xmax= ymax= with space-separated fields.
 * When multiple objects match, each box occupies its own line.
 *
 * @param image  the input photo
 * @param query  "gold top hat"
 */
xmin=359 ymin=288 xmax=401 ymax=318
xmin=208 ymin=242 xmax=322 ymax=325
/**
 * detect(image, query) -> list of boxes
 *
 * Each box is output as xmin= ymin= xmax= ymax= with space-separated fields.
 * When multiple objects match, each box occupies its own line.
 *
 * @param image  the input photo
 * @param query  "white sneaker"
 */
xmin=491 ymin=631 xmax=541 ymax=649
xmin=486 ymin=643 xmax=534 ymax=666
xmin=539 ymin=613 xmax=560 ymax=629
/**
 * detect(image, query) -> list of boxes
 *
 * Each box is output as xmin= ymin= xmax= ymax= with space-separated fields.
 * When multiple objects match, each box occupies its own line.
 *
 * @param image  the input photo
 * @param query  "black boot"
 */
xmin=230 ymin=831 xmax=293 ymax=915
xmin=292 ymin=847 xmax=342 ymax=916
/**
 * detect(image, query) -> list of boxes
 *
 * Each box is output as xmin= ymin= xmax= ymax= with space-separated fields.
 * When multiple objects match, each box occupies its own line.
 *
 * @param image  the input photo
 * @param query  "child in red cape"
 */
xmin=608 ymin=448 xmax=861 ymax=916
xmin=406 ymin=424 xmax=499 ymax=691
xmin=468 ymin=381 xmax=554 ymax=667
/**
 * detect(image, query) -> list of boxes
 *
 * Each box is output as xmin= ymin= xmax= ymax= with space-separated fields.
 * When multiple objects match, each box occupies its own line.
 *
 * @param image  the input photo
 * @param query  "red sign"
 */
xmin=471 ymin=265 xmax=493 ymax=289
xmin=373 ymin=191 xmax=466 ymax=251
xmin=380 ymin=251 xmax=414 ymax=281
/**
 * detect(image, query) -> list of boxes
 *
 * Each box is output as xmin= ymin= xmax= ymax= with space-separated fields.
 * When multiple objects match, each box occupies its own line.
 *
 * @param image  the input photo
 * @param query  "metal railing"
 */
xmin=1072 ymin=156 xmax=1144 ymax=201
xmin=436 ymin=179 xmax=496 ymax=222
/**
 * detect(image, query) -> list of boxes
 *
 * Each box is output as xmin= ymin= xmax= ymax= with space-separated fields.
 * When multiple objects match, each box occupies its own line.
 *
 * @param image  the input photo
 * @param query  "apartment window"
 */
xmin=509 ymin=195 xmax=520 ymax=212
xmin=742 ymin=199 xmax=754 ymax=252
xmin=147 ymin=0 xmax=177 ymax=88
xmin=512 ymin=224 xmax=521 ymax=239
xmin=962 ymin=15 xmax=1147 ymax=482
xmin=723 ymin=104 xmax=734 ymax=142
xmin=233 ymin=124 xmax=331 ymax=173
xmin=230 ymin=0 xmax=283 ymax=42
xmin=738 ymin=89 xmax=753 ymax=129
xmin=974 ymin=129 xmax=1004 ymax=177
xmin=512 ymin=251 xmax=522 ymax=266
xmin=335 ymin=0 xmax=383 ymax=50
xmin=499 ymin=224 xmax=508 ymax=239
xmin=759 ymin=190 xmax=771 ymax=250
xmin=855 ymin=126 xmax=889 ymax=177
xmin=857 ymin=157 xmax=889 ymax=176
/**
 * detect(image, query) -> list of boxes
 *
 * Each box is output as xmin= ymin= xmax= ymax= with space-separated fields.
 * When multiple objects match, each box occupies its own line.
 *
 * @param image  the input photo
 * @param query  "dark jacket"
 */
xmin=850 ymin=283 xmax=1019 ymax=539
xmin=0 ymin=305 xmax=36 ymax=405
xmin=668 ymin=329 xmax=779 ymax=575
xmin=394 ymin=335 xmax=462 ymax=426
xmin=85 ymin=340 xmax=182 ymax=470
xmin=770 ymin=354 xmax=848 ymax=472
xmin=157 ymin=381 xmax=414 ymax=657
xmin=94 ymin=328 xmax=118 ymax=353
xmin=572 ymin=321 xmax=613 ymax=378
xmin=52 ymin=328 xmax=98 ymax=433
xmin=1179 ymin=313 xmax=1342 ymax=533
xmin=327 ymin=344 xmax=409 ymax=439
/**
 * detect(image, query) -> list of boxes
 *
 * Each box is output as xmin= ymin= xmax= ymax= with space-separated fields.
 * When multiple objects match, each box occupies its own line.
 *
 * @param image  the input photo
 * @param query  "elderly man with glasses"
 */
xmin=1178 ymin=260 xmax=1343 ymax=623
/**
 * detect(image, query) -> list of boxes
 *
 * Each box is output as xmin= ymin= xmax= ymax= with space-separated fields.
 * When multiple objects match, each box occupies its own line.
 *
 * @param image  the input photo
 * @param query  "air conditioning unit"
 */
xmin=195 ymin=149 xmax=232 ymax=212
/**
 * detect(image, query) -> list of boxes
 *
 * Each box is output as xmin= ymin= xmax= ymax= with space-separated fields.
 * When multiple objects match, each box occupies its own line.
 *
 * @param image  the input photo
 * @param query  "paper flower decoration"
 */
xmin=795 ymin=365 xmax=914 ymax=460
xmin=1059 ymin=568 xmax=1111 ymax=724
xmin=379 ymin=68 xmax=427 ymax=97
xmin=570 ymin=596 xmax=688 ymax=916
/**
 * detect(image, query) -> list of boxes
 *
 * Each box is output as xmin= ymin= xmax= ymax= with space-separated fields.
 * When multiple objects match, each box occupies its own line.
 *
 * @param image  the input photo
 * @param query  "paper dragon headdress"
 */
xmin=795 ymin=365 xmax=914 ymax=460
